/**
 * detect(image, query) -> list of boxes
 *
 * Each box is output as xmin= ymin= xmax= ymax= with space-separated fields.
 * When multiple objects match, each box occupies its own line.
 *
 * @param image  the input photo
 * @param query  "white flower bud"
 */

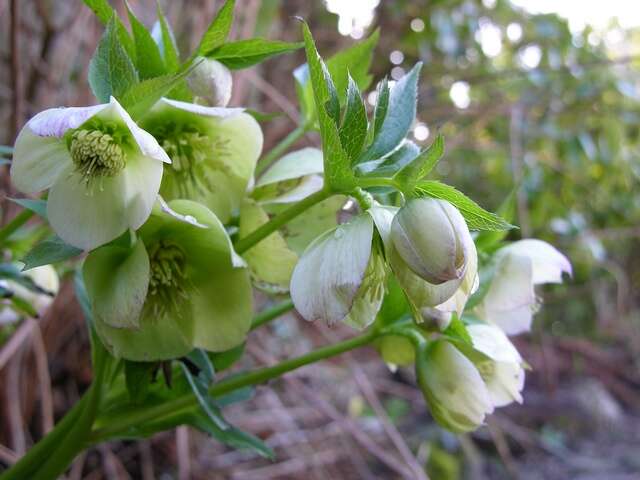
xmin=187 ymin=57 xmax=233 ymax=107
xmin=391 ymin=198 xmax=471 ymax=285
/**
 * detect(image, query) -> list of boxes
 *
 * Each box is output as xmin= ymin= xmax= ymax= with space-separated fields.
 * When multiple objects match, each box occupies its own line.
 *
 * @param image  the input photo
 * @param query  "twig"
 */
xmin=0 ymin=444 xmax=19 ymax=465
xmin=30 ymin=322 xmax=54 ymax=434
xmin=0 ymin=319 xmax=35 ymax=371
xmin=6 ymin=345 xmax=26 ymax=455
xmin=487 ymin=417 xmax=519 ymax=479
xmin=139 ymin=441 xmax=155 ymax=480
xmin=68 ymin=451 xmax=87 ymax=480
xmin=176 ymin=426 xmax=191 ymax=480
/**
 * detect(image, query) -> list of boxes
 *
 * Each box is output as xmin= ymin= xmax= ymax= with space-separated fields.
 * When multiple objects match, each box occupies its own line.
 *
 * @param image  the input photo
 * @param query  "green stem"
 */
xmin=255 ymin=124 xmax=308 ymax=177
xmin=250 ymin=298 xmax=294 ymax=330
xmin=0 ymin=209 xmax=34 ymax=244
xmin=29 ymin=347 xmax=111 ymax=479
xmin=235 ymin=188 xmax=331 ymax=255
xmin=90 ymin=328 xmax=379 ymax=442
xmin=0 ymin=395 xmax=88 ymax=480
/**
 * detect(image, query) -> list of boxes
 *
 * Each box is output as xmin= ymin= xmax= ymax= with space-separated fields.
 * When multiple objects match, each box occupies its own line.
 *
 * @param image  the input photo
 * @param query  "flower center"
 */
xmin=153 ymin=125 xmax=230 ymax=197
xmin=69 ymin=130 xmax=126 ymax=185
xmin=146 ymin=241 xmax=189 ymax=317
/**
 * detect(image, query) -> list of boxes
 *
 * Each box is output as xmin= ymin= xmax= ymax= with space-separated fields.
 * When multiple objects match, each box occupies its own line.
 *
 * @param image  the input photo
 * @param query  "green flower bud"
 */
xmin=187 ymin=57 xmax=233 ymax=107
xmin=391 ymin=198 xmax=471 ymax=284
xmin=416 ymin=340 xmax=493 ymax=433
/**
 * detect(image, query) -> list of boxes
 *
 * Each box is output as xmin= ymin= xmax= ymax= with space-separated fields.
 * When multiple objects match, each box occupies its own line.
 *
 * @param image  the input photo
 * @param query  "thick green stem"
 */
xmin=0 ymin=209 xmax=34 ymax=244
xmin=250 ymin=298 xmax=294 ymax=330
xmin=90 ymin=328 xmax=379 ymax=442
xmin=235 ymin=188 xmax=331 ymax=254
xmin=356 ymin=176 xmax=401 ymax=190
xmin=255 ymin=124 xmax=308 ymax=176
xmin=0 ymin=395 xmax=88 ymax=480
xmin=28 ymin=347 xmax=111 ymax=479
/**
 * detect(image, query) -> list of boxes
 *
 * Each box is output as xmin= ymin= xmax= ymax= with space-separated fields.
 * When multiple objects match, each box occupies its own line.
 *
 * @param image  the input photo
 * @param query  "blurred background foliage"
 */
xmin=1 ymin=0 xmax=639 ymax=478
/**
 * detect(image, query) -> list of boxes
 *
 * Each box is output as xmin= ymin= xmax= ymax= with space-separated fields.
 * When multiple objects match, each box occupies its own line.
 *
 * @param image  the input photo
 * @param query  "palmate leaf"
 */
xmin=208 ymin=38 xmax=303 ymax=69
xmin=88 ymin=16 xmax=139 ymax=102
xmin=415 ymin=181 xmax=515 ymax=231
xmin=300 ymin=21 xmax=355 ymax=192
xmin=198 ymin=0 xmax=235 ymax=55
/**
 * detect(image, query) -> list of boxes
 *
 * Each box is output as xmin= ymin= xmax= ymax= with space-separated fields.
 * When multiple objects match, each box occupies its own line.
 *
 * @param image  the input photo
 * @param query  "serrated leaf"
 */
xmin=198 ymin=0 xmax=235 ymax=55
xmin=360 ymin=63 xmax=422 ymax=163
xmin=372 ymin=78 xmax=389 ymax=139
xmin=416 ymin=181 xmax=515 ymax=231
xmin=126 ymin=3 xmax=166 ymax=79
xmin=394 ymin=134 xmax=444 ymax=189
xmin=301 ymin=21 xmax=355 ymax=192
xmin=88 ymin=17 xmax=139 ymax=102
xmin=357 ymin=140 xmax=420 ymax=177
xmin=209 ymin=38 xmax=303 ymax=69
xmin=21 ymin=236 xmax=83 ymax=271
xmin=156 ymin=2 xmax=180 ymax=72
xmin=474 ymin=190 xmax=518 ymax=251
xmin=340 ymin=74 xmax=368 ymax=162
xmin=8 ymin=198 xmax=47 ymax=219
xmin=124 ymin=360 xmax=154 ymax=404
xmin=83 ymin=0 xmax=136 ymax=60
xmin=119 ymin=69 xmax=193 ymax=120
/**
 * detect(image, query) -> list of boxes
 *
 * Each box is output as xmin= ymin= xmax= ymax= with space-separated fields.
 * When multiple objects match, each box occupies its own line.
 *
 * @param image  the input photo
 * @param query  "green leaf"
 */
xmin=188 ymin=410 xmax=274 ymax=459
xmin=156 ymin=2 xmax=180 ymax=72
xmin=360 ymin=63 xmax=422 ymax=163
xmin=124 ymin=360 xmax=154 ymax=404
xmin=126 ymin=3 xmax=166 ymax=79
xmin=8 ymin=198 xmax=47 ymax=219
xmin=186 ymin=349 xmax=215 ymax=384
xmin=9 ymin=295 xmax=38 ymax=318
xmin=442 ymin=315 xmax=472 ymax=346
xmin=371 ymin=78 xmax=390 ymax=139
xmin=119 ymin=69 xmax=193 ymax=120
xmin=88 ymin=16 xmax=139 ymax=102
xmin=300 ymin=21 xmax=355 ymax=192
xmin=340 ymin=74 xmax=368 ymax=162
xmin=394 ymin=134 xmax=445 ymax=189
xmin=209 ymin=38 xmax=303 ymax=69
xmin=416 ymin=181 xmax=516 ymax=231
xmin=21 ymin=236 xmax=83 ymax=271
xmin=83 ymin=0 xmax=136 ymax=60
xmin=208 ymin=343 xmax=245 ymax=372
xmin=474 ymin=190 xmax=518 ymax=251
xmin=198 ymin=0 xmax=235 ymax=55
xmin=357 ymin=140 xmax=420 ymax=177
xmin=180 ymin=363 xmax=228 ymax=430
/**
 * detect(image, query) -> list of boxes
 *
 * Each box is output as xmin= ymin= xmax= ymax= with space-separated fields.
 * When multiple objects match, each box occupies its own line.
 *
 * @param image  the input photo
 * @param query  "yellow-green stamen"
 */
xmin=69 ymin=130 xmax=126 ymax=185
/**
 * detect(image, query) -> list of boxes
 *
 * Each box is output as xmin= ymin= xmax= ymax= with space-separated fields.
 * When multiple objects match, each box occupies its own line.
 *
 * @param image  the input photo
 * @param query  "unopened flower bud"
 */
xmin=416 ymin=340 xmax=493 ymax=433
xmin=187 ymin=57 xmax=233 ymax=107
xmin=391 ymin=198 xmax=471 ymax=284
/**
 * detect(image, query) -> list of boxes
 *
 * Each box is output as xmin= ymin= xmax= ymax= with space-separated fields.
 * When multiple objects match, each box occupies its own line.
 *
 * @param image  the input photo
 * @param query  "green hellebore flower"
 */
xmin=290 ymin=213 xmax=387 ymax=329
xmin=369 ymin=203 xmax=477 ymax=326
xmin=84 ymin=199 xmax=252 ymax=361
xmin=187 ymin=57 xmax=233 ymax=107
xmin=11 ymin=97 xmax=170 ymax=250
xmin=391 ymin=198 xmax=471 ymax=284
xmin=416 ymin=340 xmax=494 ymax=433
xmin=140 ymin=98 xmax=263 ymax=223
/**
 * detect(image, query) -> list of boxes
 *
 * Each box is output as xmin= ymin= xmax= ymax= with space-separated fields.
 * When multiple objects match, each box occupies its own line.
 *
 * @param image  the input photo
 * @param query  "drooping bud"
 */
xmin=187 ymin=57 xmax=233 ymax=107
xmin=391 ymin=198 xmax=471 ymax=284
xmin=416 ymin=340 xmax=493 ymax=433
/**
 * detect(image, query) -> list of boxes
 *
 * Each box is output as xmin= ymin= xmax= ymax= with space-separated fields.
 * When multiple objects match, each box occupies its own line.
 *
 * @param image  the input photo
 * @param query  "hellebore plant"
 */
xmin=0 ymin=2 xmax=572 ymax=478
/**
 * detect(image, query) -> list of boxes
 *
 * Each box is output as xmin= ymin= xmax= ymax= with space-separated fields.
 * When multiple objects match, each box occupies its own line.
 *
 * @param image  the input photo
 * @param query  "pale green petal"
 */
xmin=290 ymin=214 xmax=374 ymax=325
xmin=467 ymin=324 xmax=522 ymax=364
xmin=498 ymin=239 xmax=572 ymax=285
xmin=343 ymin=244 xmax=387 ymax=329
xmin=255 ymin=147 xmax=323 ymax=187
xmin=47 ymin=166 xmax=130 ymax=250
xmin=121 ymin=154 xmax=164 ymax=231
xmin=377 ymin=335 xmax=415 ymax=366
xmin=257 ymin=174 xmax=324 ymax=205
xmin=83 ymin=240 xmax=150 ymax=329
xmin=239 ymin=199 xmax=297 ymax=293
xmin=483 ymin=360 xmax=525 ymax=407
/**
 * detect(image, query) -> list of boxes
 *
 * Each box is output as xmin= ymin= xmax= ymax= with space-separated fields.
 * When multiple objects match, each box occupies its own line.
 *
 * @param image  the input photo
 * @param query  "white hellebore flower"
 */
xmin=474 ymin=239 xmax=572 ymax=335
xmin=0 ymin=265 xmax=60 ymax=324
xmin=466 ymin=324 xmax=525 ymax=407
xmin=290 ymin=213 xmax=387 ymax=329
xmin=11 ymin=97 xmax=169 ymax=250
xmin=187 ymin=57 xmax=233 ymax=107
xmin=416 ymin=340 xmax=494 ymax=433
xmin=369 ymin=201 xmax=477 ymax=327
xmin=140 ymin=98 xmax=263 ymax=223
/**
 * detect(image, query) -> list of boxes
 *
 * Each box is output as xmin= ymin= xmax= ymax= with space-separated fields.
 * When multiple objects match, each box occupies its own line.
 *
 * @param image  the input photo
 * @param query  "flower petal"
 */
xmin=239 ymin=199 xmax=298 ymax=293
xmin=290 ymin=214 xmax=374 ymax=325
xmin=255 ymin=148 xmax=324 ymax=187
xmin=484 ymin=361 xmax=525 ymax=407
xmin=47 ymin=166 xmax=130 ymax=250
xmin=343 ymin=244 xmax=387 ymax=329
xmin=499 ymin=239 xmax=572 ymax=284
xmin=467 ymin=324 xmax=522 ymax=364
xmin=154 ymin=97 xmax=245 ymax=119
xmin=257 ymin=174 xmax=324 ymax=205
xmin=83 ymin=239 xmax=150 ymax=329
xmin=121 ymin=154 xmax=164 ymax=231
